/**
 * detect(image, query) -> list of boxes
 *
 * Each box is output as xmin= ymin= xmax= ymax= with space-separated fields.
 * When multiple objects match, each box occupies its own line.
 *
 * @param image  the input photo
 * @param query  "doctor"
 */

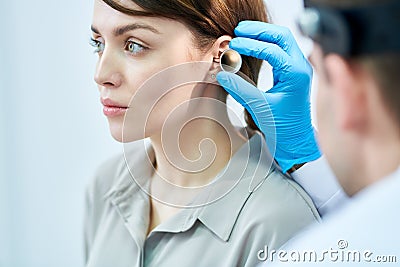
xmin=217 ymin=0 xmax=400 ymax=263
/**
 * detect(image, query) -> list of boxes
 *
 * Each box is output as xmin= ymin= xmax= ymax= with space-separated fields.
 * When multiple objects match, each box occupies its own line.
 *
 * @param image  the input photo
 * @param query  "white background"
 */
xmin=0 ymin=0 xmax=317 ymax=266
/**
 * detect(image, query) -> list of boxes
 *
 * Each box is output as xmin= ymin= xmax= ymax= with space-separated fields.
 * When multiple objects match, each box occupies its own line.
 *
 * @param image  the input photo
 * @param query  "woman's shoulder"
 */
xmin=237 ymin=130 xmax=321 ymax=222
xmin=85 ymin=139 xmax=152 ymax=199
xmin=227 ymin=169 xmax=321 ymax=254
xmin=87 ymin=152 xmax=126 ymax=197
xmin=245 ymin=169 xmax=321 ymax=223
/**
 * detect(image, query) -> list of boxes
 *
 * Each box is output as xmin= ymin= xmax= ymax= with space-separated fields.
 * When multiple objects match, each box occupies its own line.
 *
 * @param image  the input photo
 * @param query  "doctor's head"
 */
xmin=91 ymin=0 xmax=267 ymax=142
xmin=308 ymin=0 xmax=400 ymax=195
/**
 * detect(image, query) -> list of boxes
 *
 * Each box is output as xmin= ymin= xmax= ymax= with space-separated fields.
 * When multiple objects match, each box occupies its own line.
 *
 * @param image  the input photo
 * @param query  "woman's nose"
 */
xmin=94 ymin=50 xmax=123 ymax=88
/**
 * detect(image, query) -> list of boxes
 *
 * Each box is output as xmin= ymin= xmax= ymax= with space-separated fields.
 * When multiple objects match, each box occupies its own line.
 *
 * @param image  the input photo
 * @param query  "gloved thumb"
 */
xmin=217 ymin=72 xmax=265 ymax=111
xmin=216 ymin=71 xmax=274 ymax=130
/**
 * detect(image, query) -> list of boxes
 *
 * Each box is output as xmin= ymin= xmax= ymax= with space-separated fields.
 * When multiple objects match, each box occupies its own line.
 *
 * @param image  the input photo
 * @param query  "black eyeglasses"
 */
xmin=297 ymin=1 xmax=400 ymax=57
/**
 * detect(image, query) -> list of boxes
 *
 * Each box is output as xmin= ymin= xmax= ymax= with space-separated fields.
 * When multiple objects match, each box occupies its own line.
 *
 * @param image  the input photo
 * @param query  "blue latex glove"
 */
xmin=217 ymin=21 xmax=321 ymax=173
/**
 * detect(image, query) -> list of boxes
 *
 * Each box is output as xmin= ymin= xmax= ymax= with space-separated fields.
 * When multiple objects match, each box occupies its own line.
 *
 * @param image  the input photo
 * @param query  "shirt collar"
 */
xmin=103 ymin=139 xmax=155 ymax=246
xmin=103 ymin=132 xmax=276 ymax=243
xmin=103 ymin=139 xmax=155 ymax=201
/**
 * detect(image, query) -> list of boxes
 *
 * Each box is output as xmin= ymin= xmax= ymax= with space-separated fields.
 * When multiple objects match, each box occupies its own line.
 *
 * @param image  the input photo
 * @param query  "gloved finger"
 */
xmin=217 ymin=71 xmax=275 ymax=132
xmin=230 ymin=37 xmax=291 ymax=73
xmin=234 ymin=21 xmax=303 ymax=59
xmin=216 ymin=71 xmax=270 ymax=115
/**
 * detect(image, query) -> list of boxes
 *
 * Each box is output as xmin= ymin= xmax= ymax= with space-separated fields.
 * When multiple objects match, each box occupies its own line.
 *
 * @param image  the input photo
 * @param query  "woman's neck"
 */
xmin=151 ymin=121 xmax=245 ymax=187
xmin=146 ymin=87 xmax=249 ymax=235
xmin=150 ymin=97 xmax=247 ymax=188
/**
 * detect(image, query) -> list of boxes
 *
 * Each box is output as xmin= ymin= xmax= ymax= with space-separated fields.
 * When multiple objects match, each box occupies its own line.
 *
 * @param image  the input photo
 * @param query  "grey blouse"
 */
xmin=84 ymin=132 xmax=320 ymax=267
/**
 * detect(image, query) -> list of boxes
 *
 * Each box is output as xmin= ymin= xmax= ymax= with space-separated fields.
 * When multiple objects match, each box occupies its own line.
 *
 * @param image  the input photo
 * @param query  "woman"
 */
xmin=84 ymin=0 xmax=320 ymax=266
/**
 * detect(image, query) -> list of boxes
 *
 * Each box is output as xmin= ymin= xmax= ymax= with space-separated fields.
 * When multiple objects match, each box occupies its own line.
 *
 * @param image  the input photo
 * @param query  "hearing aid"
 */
xmin=219 ymin=49 xmax=242 ymax=74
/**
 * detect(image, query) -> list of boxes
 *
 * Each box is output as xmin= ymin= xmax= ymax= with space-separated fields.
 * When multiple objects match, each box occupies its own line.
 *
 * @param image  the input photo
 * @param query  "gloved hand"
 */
xmin=217 ymin=21 xmax=321 ymax=173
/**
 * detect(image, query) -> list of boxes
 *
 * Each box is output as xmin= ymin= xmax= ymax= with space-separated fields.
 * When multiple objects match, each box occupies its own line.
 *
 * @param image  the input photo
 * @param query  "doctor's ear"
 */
xmin=211 ymin=36 xmax=232 ymax=65
xmin=325 ymin=54 xmax=368 ymax=132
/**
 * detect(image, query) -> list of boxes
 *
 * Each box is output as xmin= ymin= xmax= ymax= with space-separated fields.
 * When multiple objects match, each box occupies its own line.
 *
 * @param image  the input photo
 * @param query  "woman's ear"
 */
xmin=211 ymin=35 xmax=232 ymax=65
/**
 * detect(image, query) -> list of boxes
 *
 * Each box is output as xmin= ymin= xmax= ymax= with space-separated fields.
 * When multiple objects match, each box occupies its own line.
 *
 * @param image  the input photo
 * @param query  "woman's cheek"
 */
xmin=146 ymin=85 xmax=196 ymax=134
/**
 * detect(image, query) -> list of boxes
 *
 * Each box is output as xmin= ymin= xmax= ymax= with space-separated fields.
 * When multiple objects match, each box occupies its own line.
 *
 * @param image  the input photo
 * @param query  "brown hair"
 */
xmin=310 ymin=0 xmax=400 ymax=128
xmin=360 ymin=54 xmax=400 ymax=128
xmin=102 ymin=0 xmax=269 ymax=131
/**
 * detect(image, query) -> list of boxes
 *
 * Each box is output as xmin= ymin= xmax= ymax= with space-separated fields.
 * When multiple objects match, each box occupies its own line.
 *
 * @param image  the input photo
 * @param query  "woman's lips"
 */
xmin=101 ymin=98 xmax=128 ymax=118
xmin=103 ymin=106 xmax=128 ymax=117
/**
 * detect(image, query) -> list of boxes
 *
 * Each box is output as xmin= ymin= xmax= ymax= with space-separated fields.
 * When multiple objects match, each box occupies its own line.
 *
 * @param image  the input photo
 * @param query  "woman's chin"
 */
xmin=109 ymin=124 xmax=148 ymax=143
xmin=110 ymin=131 xmax=124 ymax=143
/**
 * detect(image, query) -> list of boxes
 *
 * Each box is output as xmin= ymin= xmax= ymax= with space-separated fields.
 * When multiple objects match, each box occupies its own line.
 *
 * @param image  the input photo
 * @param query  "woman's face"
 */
xmin=91 ymin=0 xmax=215 ymax=142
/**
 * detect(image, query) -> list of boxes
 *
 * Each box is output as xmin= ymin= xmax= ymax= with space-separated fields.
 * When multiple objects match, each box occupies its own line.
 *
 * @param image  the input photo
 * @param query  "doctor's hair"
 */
xmin=311 ymin=0 xmax=400 ymax=128
xmin=307 ymin=0 xmax=394 ymax=8
xmin=101 ymin=0 xmax=269 ymax=131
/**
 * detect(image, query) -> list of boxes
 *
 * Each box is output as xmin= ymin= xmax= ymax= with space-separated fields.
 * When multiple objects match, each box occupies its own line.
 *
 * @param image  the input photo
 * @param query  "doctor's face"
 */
xmin=91 ymin=0 xmax=214 ymax=142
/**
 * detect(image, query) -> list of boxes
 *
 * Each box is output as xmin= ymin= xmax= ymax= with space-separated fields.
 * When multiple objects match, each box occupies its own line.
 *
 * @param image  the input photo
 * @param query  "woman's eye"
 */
xmin=89 ymin=38 xmax=104 ymax=54
xmin=125 ymin=41 xmax=146 ymax=55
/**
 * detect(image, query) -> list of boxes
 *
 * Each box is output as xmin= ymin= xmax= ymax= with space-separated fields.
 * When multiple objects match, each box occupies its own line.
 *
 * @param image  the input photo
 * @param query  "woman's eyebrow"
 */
xmin=90 ymin=23 xmax=160 ymax=36
xmin=114 ymin=23 xmax=160 ymax=36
